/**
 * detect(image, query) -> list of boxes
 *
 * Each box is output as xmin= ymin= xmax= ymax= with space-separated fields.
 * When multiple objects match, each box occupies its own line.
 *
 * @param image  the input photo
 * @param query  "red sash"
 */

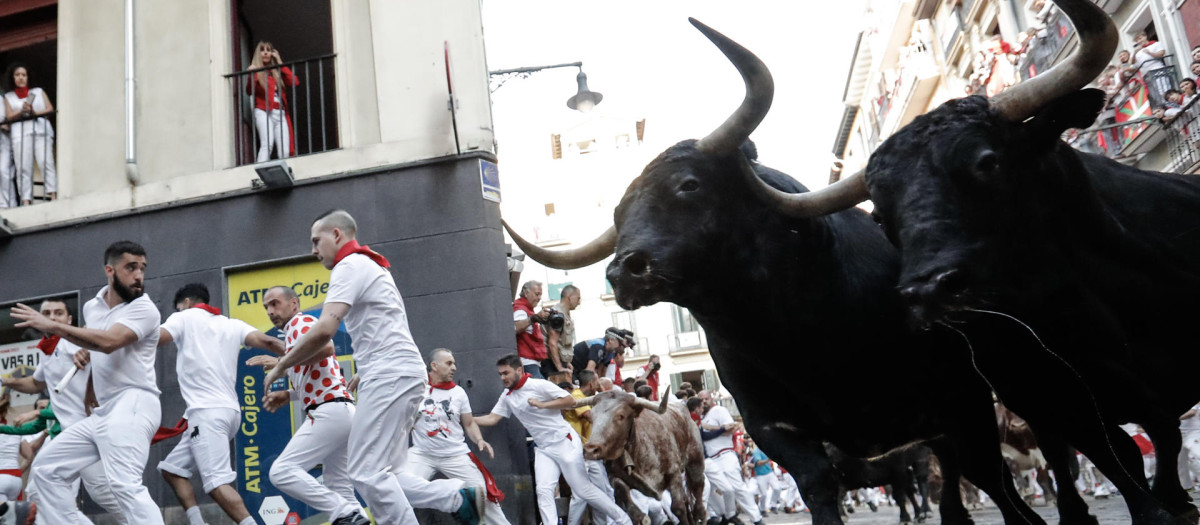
xmin=468 ymin=452 xmax=505 ymax=503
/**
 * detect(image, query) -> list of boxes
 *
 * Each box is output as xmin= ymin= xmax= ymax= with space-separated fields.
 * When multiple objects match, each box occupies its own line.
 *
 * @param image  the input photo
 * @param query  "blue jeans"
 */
xmin=523 ymin=363 xmax=544 ymax=379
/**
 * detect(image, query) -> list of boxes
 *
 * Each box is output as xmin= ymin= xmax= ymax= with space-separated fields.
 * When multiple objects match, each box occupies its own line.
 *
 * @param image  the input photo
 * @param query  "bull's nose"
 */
xmin=622 ymin=251 xmax=650 ymax=276
xmin=583 ymin=443 xmax=601 ymax=458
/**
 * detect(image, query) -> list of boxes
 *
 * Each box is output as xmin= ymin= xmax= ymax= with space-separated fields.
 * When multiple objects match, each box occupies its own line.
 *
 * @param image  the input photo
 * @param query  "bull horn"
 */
xmin=575 ymin=395 xmax=598 ymax=408
xmin=633 ymin=392 xmax=670 ymax=415
xmin=989 ymin=0 xmax=1117 ymax=121
xmin=740 ymin=155 xmax=870 ymax=218
xmin=502 ymin=219 xmax=616 ymax=270
xmin=690 ymin=18 xmax=773 ymax=155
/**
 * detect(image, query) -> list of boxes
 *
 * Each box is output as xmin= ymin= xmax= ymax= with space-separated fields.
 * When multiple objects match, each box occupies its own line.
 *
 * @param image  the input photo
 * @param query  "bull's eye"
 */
xmin=974 ymin=150 xmax=998 ymax=175
xmin=679 ymin=180 xmax=700 ymax=192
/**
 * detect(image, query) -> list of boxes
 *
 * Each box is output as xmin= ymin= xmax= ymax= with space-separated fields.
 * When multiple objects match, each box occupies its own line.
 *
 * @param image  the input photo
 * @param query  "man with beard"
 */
xmin=263 ymin=210 xmax=482 ymax=525
xmin=156 ymin=283 xmax=284 ymax=525
xmin=405 ymin=348 xmax=510 ymax=524
xmin=11 ymin=241 xmax=164 ymax=524
xmin=246 ymin=285 xmax=369 ymax=525
xmin=475 ymin=354 xmax=633 ymax=525
xmin=2 ymin=299 xmax=125 ymax=523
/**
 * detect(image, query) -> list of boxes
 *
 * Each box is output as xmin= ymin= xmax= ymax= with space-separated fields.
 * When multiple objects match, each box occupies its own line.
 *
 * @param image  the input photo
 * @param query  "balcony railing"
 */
xmin=1019 ymin=9 xmax=1074 ymax=81
xmin=0 ymin=111 xmax=56 ymax=208
xmin=1067 ymin=117 xmax=1155 ymax=159
xmin=668 ymin=330 xmax=707 ymax=354
xmin=1164 ymin=97 xmax=1200 ymax=173
xmin=225 ymin=54 xmax=339 ymax=167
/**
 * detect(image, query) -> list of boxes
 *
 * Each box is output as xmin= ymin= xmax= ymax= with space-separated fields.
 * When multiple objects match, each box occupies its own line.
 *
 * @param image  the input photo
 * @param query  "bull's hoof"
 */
xmin=1173 ymin=506 xmax=1200 ymax=525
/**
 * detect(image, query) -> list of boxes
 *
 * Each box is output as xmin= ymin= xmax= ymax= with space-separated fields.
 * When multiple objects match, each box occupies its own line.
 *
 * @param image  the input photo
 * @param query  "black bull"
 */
xmin=773 ymin=0 xmax=1200 ymax=524
xmin=505 ymin=18 xmax=1063 ymax=525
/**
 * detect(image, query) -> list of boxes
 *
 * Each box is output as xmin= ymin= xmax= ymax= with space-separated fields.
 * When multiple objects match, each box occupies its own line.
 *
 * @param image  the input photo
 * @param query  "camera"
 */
xmin=650 ymin=361 xmax=661 ymax=372
xmin=536 ymin=310 xmax=566 ymax=331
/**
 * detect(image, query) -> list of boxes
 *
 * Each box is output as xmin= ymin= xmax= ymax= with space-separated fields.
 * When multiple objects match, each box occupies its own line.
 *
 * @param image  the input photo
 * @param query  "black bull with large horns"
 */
xmin=737 ymin=0 xmax=1200 ymax=523
xmin=505 ymin=18 xmax=1065 ymax=525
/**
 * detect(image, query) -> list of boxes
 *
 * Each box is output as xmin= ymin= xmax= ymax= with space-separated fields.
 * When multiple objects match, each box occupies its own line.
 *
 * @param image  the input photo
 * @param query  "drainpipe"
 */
xmin=124 ymin=0 xmax=139 ymax=190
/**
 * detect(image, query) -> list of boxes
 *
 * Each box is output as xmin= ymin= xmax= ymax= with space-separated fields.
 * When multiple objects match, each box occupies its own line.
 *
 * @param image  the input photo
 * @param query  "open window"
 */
xmin=228 ymin=0 xmax=338 ymax=166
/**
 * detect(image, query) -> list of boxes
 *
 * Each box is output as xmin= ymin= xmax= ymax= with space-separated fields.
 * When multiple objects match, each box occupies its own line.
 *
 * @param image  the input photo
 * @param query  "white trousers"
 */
xmin=630 ymin=489 xmax=679 ymax=525
xmin=349 ymin=375 xmax=463 ymax=524
xmin=0 ymin=133 xmax=13 ymax=208
xmin=254 ymin=108 xmax=291 ymax=162
xmin=704 ymin=452 xmax=761 ymax=522
xmin=158 ymin=408 xmax=239 ymax=493
xmin=0 ymin=475 xmax=17 ymax=503
xmin=405 ymin=449 xmax=509 ymax=525
xmin=270 ymin=401 xmax=361 ymax=521
xmin=755 ymin=474 xmax=778 ymax=511
xmin=534 ymin=435 xmax=632 ymax=525
xmin=1180 ymin=430 xmax=1200 ymax=488
xmin=704 ymin=475 xmax=723 ymax=518
xmin=567 ymin=459 xmax=616 ymax=525
xmin=777 ymin=473 xmax=803 ymax=509
xmin=27 ymin=453 xmax=127 ymax=524
xmin=31 ymin=389 xmax=163 ymax=525
xmin=10 ymin=130 xmax=54 ymax=201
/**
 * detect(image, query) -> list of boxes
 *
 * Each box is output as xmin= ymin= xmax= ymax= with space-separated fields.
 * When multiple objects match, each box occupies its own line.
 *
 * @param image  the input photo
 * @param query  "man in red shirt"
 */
xmin=513 ymin=281 xmax=552 ymax=379
xmin=636 ymin=354 xmax=662 ymax=401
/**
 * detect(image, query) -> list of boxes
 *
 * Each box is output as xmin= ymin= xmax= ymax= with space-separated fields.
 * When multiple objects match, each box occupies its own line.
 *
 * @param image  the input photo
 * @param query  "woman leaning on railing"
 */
xmin=246 ymin=41 xmax=299 ymax=163
xmin=2 ymin=62 xmax=56 ymax=206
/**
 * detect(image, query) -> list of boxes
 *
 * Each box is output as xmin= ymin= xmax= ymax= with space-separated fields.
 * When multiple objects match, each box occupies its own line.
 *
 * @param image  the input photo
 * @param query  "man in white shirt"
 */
xmin=697 ymin=390 xmax=763 ymax=525
xmin=2 ymin=299 xmax=125 ymax=523
xmin=475 ymin=354 xmax=633 ymax=525
xmin=248 ymin=285 xmax=368 ymax=525
xmin=1179 ymin=404 xmax=1200 ymax=490
xmin=11 ymin=241 xmax=165 ymax=524
xmin=156 ymin=283 xmax=284 ymax=525
xmin=406 ymin=348 xmax=511 ymax=525
xmin=263 ymin=210 xmax=482 ymax=525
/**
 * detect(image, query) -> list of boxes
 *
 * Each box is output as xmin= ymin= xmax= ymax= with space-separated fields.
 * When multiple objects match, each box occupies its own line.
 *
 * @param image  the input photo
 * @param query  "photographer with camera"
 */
xmin=636 ymin=354 xmax=662 ymax=401
xmin=570 ymin=329 xmax=624 ymax=383
xmin=514 ymin=280 xmax=553 ymax=379
xmin=541 ymin=285 xmax=580 ymax=382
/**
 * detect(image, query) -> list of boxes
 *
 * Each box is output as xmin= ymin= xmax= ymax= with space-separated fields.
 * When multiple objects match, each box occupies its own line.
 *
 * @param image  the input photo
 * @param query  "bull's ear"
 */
xmin=1022 ymin=89 xmax=1106 ymax=141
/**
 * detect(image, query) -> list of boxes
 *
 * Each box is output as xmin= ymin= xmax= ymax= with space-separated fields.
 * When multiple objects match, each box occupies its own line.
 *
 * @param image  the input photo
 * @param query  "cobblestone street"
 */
xmin=757 ymin=493 xmax=1200 ymax=524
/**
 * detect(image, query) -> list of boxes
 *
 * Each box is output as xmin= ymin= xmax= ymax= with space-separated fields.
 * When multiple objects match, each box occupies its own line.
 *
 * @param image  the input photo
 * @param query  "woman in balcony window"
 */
xmin=3 ymin=63 xmax=55 ymax=205
xmin=247 ymin=41 xmax=298 ymax=162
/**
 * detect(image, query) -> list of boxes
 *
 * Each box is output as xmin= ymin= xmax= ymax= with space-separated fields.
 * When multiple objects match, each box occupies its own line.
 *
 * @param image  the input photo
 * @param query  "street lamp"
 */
xmin=489 ymin=62 xmax=603 ymax=113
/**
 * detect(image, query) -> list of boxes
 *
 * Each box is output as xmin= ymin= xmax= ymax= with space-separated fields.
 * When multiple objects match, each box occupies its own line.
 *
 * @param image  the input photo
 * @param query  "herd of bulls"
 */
xmin=504 ymin=1 xmax=1200 ymax=523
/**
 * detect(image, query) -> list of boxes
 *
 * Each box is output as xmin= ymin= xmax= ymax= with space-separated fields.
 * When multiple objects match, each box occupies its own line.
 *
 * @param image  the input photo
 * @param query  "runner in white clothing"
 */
xmin=247 ymin=285 xmax=369 ymax=525
xmin=263 ymin=210 xmax=482 ymax=525
xmin=12 ymin=241 xmax=165 ymax=525
xmin=2 ymin=298 xmax=126 ymax=523
xmin=475 ymin=354 xmax=633 ymax=525
xmin=698 ymin=391 xmax=763 ymax=525
xmin=407 ymin=348 xmax=511 ymax=525
xmin=0 ymin=394 xmax=23 ymax=516
xmin=156 ymin=283 xmax=284 ymax=525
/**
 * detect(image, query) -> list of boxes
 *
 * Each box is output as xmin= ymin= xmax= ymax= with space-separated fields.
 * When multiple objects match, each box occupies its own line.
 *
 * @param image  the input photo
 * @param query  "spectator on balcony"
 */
xmin=1191 ymin=61 xmax=1200 ymax=80
xmin=1132 ymin=32 xmax=1167 ymax=73
xmin=1159 ymin=89 xmax=1184 ymax=122
xmin=4 ymin=63 xmax=55 ymax=206
xmin=1181 ymin=79 xmax=1197 ymax=106
xmin=1117 ymin=50 xmax=1136 ymax=82
xmin=247 ymin=41 xmax=299 ymax=163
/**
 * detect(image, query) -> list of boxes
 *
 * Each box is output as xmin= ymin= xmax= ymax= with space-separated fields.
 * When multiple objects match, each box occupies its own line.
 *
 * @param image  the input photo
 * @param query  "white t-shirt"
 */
xmin=0 ymin=433 xmax=20 ymax=471
xmin=1134 ymin=41 xmax=1166 ymax=73
xmin=490 ymin=377 xmax=575 ymax=447
xmin=83 ymin=287 xmax=161 ymax=404
xmin=412 ymin=384 xmax=472 ymax=457
xmin=283 ymin=313 xmax=352 ymax=408
xmin=324 ymin=253 xmax=424 ymax=380
xmin=3 ymin=88 xmax=52 ymax=136
xmin=160 ymin=308 xmax=256 ymax=415
xmin=32 ymin=339 xmax=89 ymax=429
xmin=701 ymin=405 xmax=736 ymax=458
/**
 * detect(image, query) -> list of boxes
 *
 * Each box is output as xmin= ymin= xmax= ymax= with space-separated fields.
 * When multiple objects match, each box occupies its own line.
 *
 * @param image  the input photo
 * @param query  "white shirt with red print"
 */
xmin=283 ymin=313 xmax=352 ymax=408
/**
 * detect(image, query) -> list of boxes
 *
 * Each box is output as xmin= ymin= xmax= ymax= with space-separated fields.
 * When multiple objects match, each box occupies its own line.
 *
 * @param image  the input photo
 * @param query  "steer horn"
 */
xmin=693 ymin=18 xmax=869 ymax=217
xmin=632 ymin=389 xmax=671 ymax=414
xmin=691 ymin=18 xmax=773 ymax=156
xmin=575 ymin=395 xmax=598 ymax=408
xmin=502 ymin=219 xmax=616 ymax=270
xmin=989 ymin=0 xmax=1117 ymax=121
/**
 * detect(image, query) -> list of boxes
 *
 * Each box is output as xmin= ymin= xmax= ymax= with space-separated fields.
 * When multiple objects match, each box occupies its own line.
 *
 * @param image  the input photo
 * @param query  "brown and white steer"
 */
xmin=578 ymin=389 xmax=706 ymax=525
xmin=996 ymin=403 xmax=1057 ymax=506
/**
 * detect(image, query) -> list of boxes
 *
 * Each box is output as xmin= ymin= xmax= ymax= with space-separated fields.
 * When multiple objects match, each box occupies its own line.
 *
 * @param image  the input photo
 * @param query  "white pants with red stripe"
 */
xmin=349 ymin=375 xmax=464 ymax=524
xmin=269 ymin=401 xmax=362 ymax=521
xmin=704 ymin=451 xmax=761 ymax=522
xmin=404 ymin=449 xmax=509 ymax=524
xmin=533 ymin=434 xmax=632 ymax=525
xmin=31 ymin=389 xmax=163 ymax=525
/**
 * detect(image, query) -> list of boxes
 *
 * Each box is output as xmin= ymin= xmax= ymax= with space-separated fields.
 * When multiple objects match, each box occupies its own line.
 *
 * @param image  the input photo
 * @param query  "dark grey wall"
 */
xmin=0 ymin=153 xmax=537 ymax=523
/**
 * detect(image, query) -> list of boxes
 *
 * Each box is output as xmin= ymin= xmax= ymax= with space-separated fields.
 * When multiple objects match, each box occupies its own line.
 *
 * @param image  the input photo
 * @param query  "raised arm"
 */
xmin=244 ymin=331 xmax=286 ymax=356
xmin=1 ymin=376 xmax=46 ymax=395
xmin=263 ymin=303 xmax=346 ymax=395
xmin=474 ymin=413 xmax=504 ymax=427
xmin=12 ymin=303 xmax=137 ymax=354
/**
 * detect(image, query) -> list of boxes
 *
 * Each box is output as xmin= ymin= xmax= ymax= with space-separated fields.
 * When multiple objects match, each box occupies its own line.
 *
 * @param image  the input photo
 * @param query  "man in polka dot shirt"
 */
xmin=246 ymin=285 xmax=369 ymax=525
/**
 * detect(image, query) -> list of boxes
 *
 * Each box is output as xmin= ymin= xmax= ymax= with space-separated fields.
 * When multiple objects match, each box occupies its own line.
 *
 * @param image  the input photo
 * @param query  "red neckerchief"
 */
xmin=151 ymin=418 xmax=189 ymax=444
xmin=505 ymin=373 xmax=531 ymax=395
xmin=333 ymin=240 xmax=390 ymax=269
xmin=36 ymin=335 xmax=60 ymax=356
xmin=14 ymin=87 xmax=28 ymax=99
xmin=192 ymin=303 xmax=221 ymax=315
xmin=429 ymin=380 xmax=457 ymax=393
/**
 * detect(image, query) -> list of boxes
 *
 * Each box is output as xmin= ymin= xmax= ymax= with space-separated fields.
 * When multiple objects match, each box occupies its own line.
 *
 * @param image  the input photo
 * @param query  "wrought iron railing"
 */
xmin=225 ymin=54 xmax=338 ymax=167
xmin=1019 ymin=9 xmax=1074 ymax=81
xmin=0 ymin=111 xmax=56 ymax=208
xmin=1164 ymin=96 xmax=1200 ymax=173
xmin=1067 ymin=117 xmax=1155 ymax=159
